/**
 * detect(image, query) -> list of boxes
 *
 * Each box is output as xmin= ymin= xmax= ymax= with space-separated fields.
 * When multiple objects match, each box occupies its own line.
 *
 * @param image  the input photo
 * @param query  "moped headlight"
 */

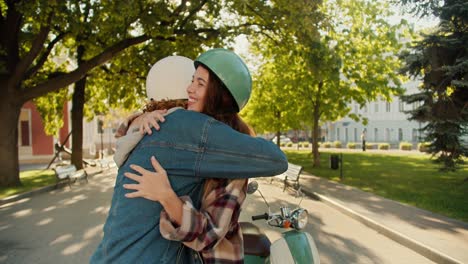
xmin=291 ymin=209 xmax=308 ymax=230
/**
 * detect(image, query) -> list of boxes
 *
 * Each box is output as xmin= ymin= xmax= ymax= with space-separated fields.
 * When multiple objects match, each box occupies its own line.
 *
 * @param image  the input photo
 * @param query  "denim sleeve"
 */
xmin=195 ymin=118 xmax=288 ymax=179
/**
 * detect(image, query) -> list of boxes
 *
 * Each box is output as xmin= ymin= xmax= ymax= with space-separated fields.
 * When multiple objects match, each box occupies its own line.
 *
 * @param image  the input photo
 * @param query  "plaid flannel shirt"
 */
xmin=160 ymin=178 xmax=247 ymax=264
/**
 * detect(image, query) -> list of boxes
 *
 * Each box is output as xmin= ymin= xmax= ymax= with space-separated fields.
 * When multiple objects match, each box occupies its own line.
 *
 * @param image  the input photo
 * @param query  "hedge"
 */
xmin=378 ymin=143 xmax=390 ymax=150
xmin=399 ymin=142 xmax=413 ymax=151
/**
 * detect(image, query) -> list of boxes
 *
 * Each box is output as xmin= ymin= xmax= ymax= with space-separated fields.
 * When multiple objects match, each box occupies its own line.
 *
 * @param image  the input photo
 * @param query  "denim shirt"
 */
xmin=90 ymin=109 xmax=287 ymax=264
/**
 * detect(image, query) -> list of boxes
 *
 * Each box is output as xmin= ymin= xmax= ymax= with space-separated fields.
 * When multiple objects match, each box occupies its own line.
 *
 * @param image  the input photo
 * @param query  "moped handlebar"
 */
xmin=251 ymin=213 xmax=269 ymax=221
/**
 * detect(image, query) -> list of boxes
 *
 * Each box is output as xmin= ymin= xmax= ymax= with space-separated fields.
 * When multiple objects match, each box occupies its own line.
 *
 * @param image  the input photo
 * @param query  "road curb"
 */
xmin=299 ymin=187 xmax=463 ymax=264
xmin=0 ymin=169 xmax=104 ymax=206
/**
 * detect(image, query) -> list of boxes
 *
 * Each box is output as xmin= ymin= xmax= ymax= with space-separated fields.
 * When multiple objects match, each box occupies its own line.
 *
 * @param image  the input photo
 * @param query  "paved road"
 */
xmin=0 ymin=169 xmax=116 ymax=264
xmin=0 ymin=170 xmax=433 ymax=263
xmin=241 ymin=179 xmax=434 ymax=264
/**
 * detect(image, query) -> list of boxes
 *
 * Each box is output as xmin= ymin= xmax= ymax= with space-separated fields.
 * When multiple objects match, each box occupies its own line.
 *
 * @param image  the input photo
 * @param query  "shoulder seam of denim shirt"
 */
xmin=204 ymin=147 xmax=284 ymax=161
xmin=195 ymin=118 xmax=212 ymax=178
xmin=139 ymin=141 xmax=203 ymax=153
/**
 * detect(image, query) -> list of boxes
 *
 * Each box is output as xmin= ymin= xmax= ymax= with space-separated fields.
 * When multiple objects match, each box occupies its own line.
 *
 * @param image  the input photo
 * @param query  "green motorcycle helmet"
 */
xmin=194 ymin=48 xmax=252 ymax=112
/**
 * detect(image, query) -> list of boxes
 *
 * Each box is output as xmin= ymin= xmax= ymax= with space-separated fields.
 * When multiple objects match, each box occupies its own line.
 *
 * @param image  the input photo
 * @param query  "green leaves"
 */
xmin=242 ymin=0 xmax=408 ymax=166
xmin=34 ymin=88 xmax=69 ymax=136
xmin=245 ymin=0 xmax=406 ymax=129
xmin=398 ymin=0 xmax=468 ymax=170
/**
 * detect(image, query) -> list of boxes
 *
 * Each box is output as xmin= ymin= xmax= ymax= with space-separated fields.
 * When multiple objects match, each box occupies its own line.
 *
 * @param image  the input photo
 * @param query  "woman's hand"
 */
xmin=131 ymin=109 xmax=167 ymax=135
xmin=123 ymin=156 xmax=176 ymax=203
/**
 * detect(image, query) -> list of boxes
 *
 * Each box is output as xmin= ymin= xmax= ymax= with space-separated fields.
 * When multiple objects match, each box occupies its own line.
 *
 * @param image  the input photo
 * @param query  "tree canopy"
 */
xmin=243 ymin=0 xmax=408 ymax=166
xmin=0 ymin=0 xmax=275 ymax=186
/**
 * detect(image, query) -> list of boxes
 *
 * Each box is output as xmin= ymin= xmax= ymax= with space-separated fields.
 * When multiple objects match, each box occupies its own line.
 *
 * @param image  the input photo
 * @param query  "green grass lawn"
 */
xmin=0 ymin=170 xmax=56 ymax=199
xmin=285 ymin=150 xmax=468 ymax=222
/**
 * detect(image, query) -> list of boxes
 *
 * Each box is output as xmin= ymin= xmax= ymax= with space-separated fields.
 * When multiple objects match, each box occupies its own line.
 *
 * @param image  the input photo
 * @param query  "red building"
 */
xmin=18 ymin=101 xmax=70 ymax=163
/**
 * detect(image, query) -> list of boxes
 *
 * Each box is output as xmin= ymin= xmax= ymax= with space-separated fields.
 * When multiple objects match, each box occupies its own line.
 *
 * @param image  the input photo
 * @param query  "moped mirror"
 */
xmin=247 ymin=181 xmax=258 ymax=194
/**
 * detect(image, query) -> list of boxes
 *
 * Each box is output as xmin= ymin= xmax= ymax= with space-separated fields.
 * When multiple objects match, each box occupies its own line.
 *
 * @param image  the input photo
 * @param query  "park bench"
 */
xmin=273 ymin=162 xmax=303 ymax=191
xmin=96 ymin=157 xmax=117 ymax=169
xmin=54 ymin=165 xmax=88 ymax=188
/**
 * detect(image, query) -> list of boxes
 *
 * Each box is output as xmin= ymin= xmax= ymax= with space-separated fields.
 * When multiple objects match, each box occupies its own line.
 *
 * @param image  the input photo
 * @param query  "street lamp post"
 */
xmin=98 ymin=118 xmax=104 ymax=159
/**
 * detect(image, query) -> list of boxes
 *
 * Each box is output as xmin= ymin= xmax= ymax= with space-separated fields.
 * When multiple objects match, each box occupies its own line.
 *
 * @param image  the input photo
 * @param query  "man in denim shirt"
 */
xmin=91 ymin=54 xmax=287 ymax=263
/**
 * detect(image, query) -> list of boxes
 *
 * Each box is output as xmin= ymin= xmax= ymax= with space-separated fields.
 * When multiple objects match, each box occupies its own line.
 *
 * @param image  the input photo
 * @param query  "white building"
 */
xmin=324 ymin=80 xmax=425 ymax=148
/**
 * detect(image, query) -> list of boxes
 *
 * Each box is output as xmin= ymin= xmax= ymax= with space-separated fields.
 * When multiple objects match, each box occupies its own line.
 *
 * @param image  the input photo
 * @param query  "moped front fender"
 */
xmin=269 ymin=230 xmax=320 ymax=264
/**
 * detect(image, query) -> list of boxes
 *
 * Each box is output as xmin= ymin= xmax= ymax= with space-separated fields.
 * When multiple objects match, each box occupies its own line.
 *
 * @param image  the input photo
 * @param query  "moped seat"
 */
xmin=239 ymin=222 xmax=271 ymax=257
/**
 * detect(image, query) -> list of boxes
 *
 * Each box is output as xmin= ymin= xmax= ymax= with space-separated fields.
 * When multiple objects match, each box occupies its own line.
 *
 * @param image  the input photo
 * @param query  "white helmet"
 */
xmin=146 ymin=55 xmax=194 ymax=101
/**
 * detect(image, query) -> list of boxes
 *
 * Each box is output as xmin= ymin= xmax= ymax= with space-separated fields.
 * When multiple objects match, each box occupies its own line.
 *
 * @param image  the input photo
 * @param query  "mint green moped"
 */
xmin=241 ymin=181 xmax=320 ymax=264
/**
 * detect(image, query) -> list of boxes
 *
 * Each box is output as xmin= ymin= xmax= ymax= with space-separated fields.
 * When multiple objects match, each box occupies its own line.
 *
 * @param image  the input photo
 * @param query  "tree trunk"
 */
xmin=312 ymin=112 xmax=320 ymax=167
xmin=0 ymin=89 xmax=21 ymax=186
xmin=71 ymin=77 xmax=86 ymax=169
xmin=71 ymin=45 xmax=86 ymax=169
xmin=275 ymin=110 xmax=281 ymax=146
xmin=312 ymin=81 xmax=322 ymax=167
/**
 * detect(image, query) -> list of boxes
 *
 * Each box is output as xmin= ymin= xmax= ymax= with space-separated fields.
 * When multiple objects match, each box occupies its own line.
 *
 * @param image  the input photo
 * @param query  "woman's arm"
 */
xmin=115 ymin=110 xmax=167 ymax=138
xmin=123 ymin=158 xmax=247 ymax=251
xmin=131 ymin=109 xmax=167 ymax=135
xmin=159 ymin=179 xmax=247 ymax=252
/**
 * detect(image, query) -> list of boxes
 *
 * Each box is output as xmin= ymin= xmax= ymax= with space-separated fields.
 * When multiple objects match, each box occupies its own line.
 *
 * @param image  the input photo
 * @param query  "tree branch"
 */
xmin=177 ymin=0 xmax=207 ymax=30
xmin=11 ymin=15 xmax=52 ymax=88
xmin=24 ymin=31 xmax=68 ymax=79
xmin=20 ymin=34 xmax=151 ymax=102
xmin=173 ymin=0 xmax=188 ymax=17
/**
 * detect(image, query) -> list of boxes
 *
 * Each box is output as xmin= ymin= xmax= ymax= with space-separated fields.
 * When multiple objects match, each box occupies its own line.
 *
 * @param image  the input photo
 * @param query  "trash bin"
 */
xmin=330 ymin=154 xmax=339 ymax=170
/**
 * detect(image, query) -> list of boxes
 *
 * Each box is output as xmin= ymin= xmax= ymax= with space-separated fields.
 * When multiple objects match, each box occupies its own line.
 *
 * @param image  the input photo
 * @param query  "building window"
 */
xmin=412 ymin=101 xmax=420 ymax=110
xmin=337 ymin=128 xmax=340 ymax=141
xmin=412 ymin=128 xmax=418 ymax=142
xmin=398 ymin=128 xmax=403 ymax=141
xmin=345 ymin=128 xmax=349 ymax=142
xmin=364 ymin=105 xmax=368 ymax=113
xmin=19 ymin=109 xmax=31 ymax=147
xmin=374 ymin=128 xmax=379 ymax=141
xmin=354 ymin=104 xmax=358 ymax=113
xmin=354 ymin=128 xmax=357 ymax=142
xmin=386 ymin=102 xmax=391 ymax=112
xmin=385 ymin=128 xmax=390 ymax=141
xmin=375 ymin=102 xmax=379 ymax=113
xmin=20 ymin=121 xmax=30 ymax=146
xmin=399 ymin=100 xmax=404 ymax=112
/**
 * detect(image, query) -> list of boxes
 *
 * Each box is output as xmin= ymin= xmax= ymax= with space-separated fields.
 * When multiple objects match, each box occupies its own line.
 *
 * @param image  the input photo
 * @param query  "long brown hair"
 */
xmin=199 ymin=64 xmax=254 ymax=137
xmin=197 ymin=64 xmax=255 ymax=196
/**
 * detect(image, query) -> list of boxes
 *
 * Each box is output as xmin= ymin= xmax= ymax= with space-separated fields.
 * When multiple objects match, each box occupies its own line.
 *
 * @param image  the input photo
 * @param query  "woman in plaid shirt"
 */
xmin=123 ymin=49 xmax=257 ymax=263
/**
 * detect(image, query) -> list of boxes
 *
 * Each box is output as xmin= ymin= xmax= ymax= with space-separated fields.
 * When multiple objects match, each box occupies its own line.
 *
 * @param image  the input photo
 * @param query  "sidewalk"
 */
xmin=0 ymin=165 xmax=105 ymax=206
xmin=293 ymin=173 xmax=468 ymax=264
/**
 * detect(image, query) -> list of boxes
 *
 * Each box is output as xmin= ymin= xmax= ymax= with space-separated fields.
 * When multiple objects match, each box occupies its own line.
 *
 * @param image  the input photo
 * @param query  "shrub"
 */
xmin=303 ymin=142 xmax=310 ymax=148
xmin=280 ymin=142 xmax=286 ymax=147
xmin=418 ymin=142 xmax=431 ymax=152
xmin=298 ymin=142 xmax=303 ymax=148
xmin=378 ymin=143 xmax=390 ymax=150
xmin=347 ymin=142 xmax=356 ymax=149
xmin=333 ymin=141 xmax=342 ymax=148
xmin=399 ymin=142 xmax=413 ymax=151
xmin=322 ymin=142 xmax=331 ymax=148
xmin=286 ymin=142 xmax=293 ymax=147
xmin=365 ymin=143 xmax=375 ymax=149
